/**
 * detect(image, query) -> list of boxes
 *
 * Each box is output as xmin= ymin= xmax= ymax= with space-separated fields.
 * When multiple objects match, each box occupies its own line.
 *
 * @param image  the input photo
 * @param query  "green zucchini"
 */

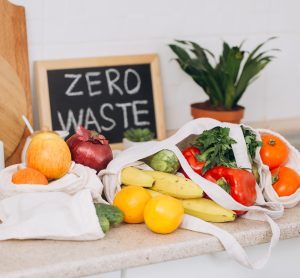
xmin=98 ymin=214 xmax=110 ymax=233
xmin=94 ymin=203 xmax=124 ymax=227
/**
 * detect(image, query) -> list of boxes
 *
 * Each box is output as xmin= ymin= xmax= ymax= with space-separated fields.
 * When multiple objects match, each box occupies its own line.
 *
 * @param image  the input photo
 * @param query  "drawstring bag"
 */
xmin=99 ymin=118 xmax=284 ymax=269
xmin=0 ymin=162 xmax=107 ymax=240
xmin=257 ymin=128 xmax=300 ymax=208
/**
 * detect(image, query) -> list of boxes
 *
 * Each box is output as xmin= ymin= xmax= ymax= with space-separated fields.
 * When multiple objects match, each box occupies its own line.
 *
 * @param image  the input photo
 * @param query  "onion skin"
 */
xmin=67 ymin=128 xmax=113 ymax=172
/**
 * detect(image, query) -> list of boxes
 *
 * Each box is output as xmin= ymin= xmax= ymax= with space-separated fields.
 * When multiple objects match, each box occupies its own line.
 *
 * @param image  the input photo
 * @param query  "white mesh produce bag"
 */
xmin=99 ymin=118 xmax=284 ymax=269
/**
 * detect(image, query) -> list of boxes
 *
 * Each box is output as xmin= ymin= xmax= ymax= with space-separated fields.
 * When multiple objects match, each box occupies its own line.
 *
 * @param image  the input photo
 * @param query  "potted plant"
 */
xmin=169 ymin=38 xmax=277 ymax=123
xmin=123 ymin=128 xmax=155 ymax=149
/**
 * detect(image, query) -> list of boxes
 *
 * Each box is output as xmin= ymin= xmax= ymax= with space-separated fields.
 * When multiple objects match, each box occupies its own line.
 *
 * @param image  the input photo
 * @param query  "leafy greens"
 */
xmin=192 ymin=126 xmax=262 ymax=176
xmin=193 ymin=127 xmax=237 ymax=174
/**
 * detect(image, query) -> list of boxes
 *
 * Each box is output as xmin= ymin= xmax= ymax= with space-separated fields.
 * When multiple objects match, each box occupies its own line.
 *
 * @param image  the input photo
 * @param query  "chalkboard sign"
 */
xmin=35 ymin=54 xmax=166 ymax=148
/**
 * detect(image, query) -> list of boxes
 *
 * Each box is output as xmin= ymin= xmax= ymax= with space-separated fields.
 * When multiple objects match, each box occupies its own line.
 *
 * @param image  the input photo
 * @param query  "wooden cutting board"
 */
xmin=0 ymin=0 xmax=32 ymax=165
xmin=0 ymin=56 xmax=27 ymax=160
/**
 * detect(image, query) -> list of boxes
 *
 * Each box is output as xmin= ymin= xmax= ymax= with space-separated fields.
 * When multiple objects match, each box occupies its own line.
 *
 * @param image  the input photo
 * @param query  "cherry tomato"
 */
xmin=271 ymin=166 xmax=300 ymax=197
xmin=260 ymin=134 xmax=288 ymax=170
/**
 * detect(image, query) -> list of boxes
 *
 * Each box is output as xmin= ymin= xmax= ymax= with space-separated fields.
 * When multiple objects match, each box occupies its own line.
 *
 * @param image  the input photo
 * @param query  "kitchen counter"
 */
xmin=0 ymin=204 xmax=300 ymax=278
xmin=1 ymin=118 xmax=300 ymax=278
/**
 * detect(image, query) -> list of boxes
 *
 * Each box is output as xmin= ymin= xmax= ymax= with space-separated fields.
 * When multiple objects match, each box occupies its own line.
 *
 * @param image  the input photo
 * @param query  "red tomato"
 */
xmin=260 ymin=134 xmax=288 ymax=170
xmin=271 ymin=166 xmax=300 ymax=197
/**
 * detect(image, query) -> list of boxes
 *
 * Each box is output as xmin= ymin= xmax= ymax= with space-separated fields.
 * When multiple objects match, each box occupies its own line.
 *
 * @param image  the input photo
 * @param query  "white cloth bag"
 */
xmin=99 ymin=118 xmax=284 ymax=269
xmin=0 ymin=162 xmax=106 ymax=240
xmin=257 ymin=128 xmax=300 ymax=208
xmin=0 ymin=162 xmax=106 ymax=203
xmin=0 ymin=190 xmax=104 ymax=240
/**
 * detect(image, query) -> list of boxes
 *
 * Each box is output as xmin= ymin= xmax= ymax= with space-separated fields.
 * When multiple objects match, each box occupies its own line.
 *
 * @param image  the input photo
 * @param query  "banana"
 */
xmin=143 ymin=170 xmax=203 ymax=199
xmin=182 ymin=198 xmax=236 ymax=223
xmin=121 ymin=167 xmax=154 ymax=188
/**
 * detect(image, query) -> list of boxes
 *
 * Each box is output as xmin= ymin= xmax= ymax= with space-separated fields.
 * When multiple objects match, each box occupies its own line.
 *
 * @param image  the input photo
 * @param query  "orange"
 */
xmin=144 ymin=195 xmax=184 ymax=234
xmin=113 ymin=186 xmax=151 ymax=224
xmin=12 ymin=167 xmax=48 ymax=185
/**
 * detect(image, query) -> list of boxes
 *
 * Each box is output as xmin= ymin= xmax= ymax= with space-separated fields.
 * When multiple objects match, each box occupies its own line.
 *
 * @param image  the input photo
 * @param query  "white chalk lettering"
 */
xmin=84 ymin=107 xmax=101 ymax=132
xmin=105 ymin=68 xmax=123 ymax=95
xmin=132 ymin=100 xmax=150 ymax=126
xmin=57 ymin=109 xmax=84 ymax=131
xmin=100 ymin=103 xmax=116 ymax=131
xmin=124 ymin=69 xmax=141 ymax=95
xmin=115 ymin=102 xmax=132 ymax=128
xmin=85 ymin=72 xmax=102 ymax=97
xmin=64 ymin=74 xmax=84 ymax=96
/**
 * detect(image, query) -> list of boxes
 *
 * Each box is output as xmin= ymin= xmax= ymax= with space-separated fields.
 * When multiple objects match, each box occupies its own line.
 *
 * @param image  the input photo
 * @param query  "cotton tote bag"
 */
xmin=100 ymin=118 xmax=284 ymax=269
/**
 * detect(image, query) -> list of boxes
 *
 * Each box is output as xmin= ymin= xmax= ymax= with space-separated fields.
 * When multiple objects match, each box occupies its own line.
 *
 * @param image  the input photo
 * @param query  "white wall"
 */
xmin=11 ymin=0 xmax=300 ymax=130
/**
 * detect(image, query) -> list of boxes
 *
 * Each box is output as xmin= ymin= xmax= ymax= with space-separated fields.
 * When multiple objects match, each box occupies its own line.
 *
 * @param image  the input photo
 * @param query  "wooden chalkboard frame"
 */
xmin=34 ymin=54 xmax=166 ymax=149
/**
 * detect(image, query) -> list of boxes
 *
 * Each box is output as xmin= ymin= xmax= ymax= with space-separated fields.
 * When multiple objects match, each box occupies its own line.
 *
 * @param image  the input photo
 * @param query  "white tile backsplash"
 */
xmin=10 ymin=0 xmax=300 ymax=130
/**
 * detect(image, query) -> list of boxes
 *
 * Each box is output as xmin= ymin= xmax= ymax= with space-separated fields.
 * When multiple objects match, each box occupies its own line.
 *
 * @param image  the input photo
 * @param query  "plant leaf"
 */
xmin=215 ymin=43 xmax=245 ymax=108
xmin=169 ymin=44 xmax=191 ymax=64
xmin=168 ymin=38 xmax=277 ymax=108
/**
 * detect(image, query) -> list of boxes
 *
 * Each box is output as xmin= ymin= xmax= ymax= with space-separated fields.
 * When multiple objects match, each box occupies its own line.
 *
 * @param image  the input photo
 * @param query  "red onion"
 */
xmin=67 ymin=127 xmax=113 ymax=172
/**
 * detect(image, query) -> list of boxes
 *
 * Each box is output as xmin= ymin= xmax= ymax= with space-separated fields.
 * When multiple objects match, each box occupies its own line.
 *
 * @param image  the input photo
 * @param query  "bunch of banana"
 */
xmin=121 ymin=167 xmax=236 ymax=223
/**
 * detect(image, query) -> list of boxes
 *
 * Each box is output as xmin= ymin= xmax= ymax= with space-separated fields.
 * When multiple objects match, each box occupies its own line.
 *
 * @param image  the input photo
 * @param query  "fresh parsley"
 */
xmin=193 ymin=127 xmax=237 ymax=174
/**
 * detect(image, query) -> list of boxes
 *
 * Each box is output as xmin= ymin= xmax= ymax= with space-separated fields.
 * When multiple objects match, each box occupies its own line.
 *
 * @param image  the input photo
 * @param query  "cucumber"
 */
xmin=98 ymin=214 xmax=110 ymax=233
xmin=94 ymin=203 xmax=124 ymax=226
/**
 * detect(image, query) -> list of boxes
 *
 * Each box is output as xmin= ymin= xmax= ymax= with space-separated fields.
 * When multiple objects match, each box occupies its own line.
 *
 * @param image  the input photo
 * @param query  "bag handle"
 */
xmin=223 ymin=123 xmax=252 ymax=169
xmin=181 ymin=212 xmax=280 ymax=269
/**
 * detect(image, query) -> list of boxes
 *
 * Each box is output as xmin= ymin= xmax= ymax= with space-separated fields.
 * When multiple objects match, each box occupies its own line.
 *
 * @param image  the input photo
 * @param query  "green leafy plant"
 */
xmin=123 ymin=128 xmax=154 ymax=142
xmin=169 ymin=38 xmax=278 ymax=110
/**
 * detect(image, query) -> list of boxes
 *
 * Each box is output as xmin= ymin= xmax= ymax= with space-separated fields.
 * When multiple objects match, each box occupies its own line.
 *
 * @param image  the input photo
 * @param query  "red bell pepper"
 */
xmin=204 ymin=166 xmax=257 ymax=216
xmin=181 ymin=146 xmax=205 ymax=177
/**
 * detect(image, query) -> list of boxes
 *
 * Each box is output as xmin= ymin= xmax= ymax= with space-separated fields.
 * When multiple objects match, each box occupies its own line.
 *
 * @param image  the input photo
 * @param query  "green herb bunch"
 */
xmin=123 ymin=128 xmax=154 ymax=142
xmin=193 ymin=127 xmax=237 ymax=174
xmin=169 ymin=38 xmax=277 ymax=110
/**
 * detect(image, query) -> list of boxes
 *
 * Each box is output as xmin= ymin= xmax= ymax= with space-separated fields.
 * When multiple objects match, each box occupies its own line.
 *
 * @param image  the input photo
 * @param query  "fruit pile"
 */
xmin=12 ymin=131 xmax=72 ymax=185
xmin=114 ymin=167 xmax=236 ymax=235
